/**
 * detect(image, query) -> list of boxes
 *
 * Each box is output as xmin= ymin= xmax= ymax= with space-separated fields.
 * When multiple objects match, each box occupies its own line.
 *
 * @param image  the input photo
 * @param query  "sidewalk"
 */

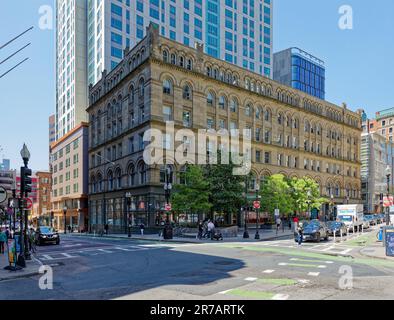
xmin=70 ymin=228 xmax=294 ymax=243
xmin=356 ymin=229 xmax=394 ymax=261
xmin=0 ymin=251 xmax=41 ymax=282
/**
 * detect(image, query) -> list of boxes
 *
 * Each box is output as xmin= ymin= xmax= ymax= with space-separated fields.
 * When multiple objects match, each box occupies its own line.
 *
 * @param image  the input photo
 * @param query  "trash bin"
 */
xmin=163 ymin=224 xmax=173 ymax=240
xmin=377 ymin=227 xmax=384 ymax=242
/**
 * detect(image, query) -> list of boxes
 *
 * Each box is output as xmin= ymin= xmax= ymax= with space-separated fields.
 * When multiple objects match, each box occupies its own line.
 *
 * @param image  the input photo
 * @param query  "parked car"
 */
xmin=35 ymin=226 xmax=60 ymax=245
xmin=326 ymin=221 xmax=347 ymax=236
xmin=294 ymin=220 xmax=329 ymax=242
xmin=364 ymin=215 xmax=377 ymax=226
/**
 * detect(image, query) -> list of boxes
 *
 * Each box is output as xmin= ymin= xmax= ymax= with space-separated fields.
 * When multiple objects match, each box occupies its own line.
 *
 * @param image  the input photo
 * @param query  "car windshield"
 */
xmin=327 ymin=221 xmax=341 ymax=228
xmin=339 ymin=216 xmax=352 ymax=222
xmin=40 ymin=227 xmax=54 ymax=234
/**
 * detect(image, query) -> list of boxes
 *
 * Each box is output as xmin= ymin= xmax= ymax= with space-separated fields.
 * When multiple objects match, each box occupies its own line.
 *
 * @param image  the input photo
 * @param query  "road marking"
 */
xmin=218 ymin=289 xmax=232 ymax=295
xmin=325 ymin=261 xmax=334 ymax=264
xmin=42 ymin=254 xmax=54 ymax=260
xmin=317 ymin=265 xmax=327 ymax=269
xmin=98 ymin=249 xmax=113 ymax=253
xmin=297 ymin=279 xmax=310 ymax=284
xmin=63 ymin=244 xmax=83 ymax=248
xmin=308 ymin=272 xmax=320 ymax=277
xmin=263 ymin=270 xmax=275 ymax=274
xmin=272 ymin=294 xmax=289 ymax=300
xmin=245 ymin=277 xmax=258 ymax=282
xmin=341 ymin=248 xmax=353 ymax=254
xmin=114 ymin=247 xmax=134 ymax=251
xmin=279 ymin=262 xmax=324 ymax=268
xmin=61 ymin=253 xmax=77 ymax=258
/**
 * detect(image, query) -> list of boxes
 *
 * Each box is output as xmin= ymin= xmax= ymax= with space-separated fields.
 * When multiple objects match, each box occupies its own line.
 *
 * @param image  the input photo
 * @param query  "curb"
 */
xmin=67 ymin=233 xmax=294 ymax=244
xmin=358 ymin=248 xmax=394 ymax=261
xmin=0 ymin=270 xmax=40 ymax=282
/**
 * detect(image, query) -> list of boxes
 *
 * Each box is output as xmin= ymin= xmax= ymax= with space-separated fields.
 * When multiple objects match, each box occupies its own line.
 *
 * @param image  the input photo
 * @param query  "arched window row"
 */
xmin=162 ymin=49 xmax=193 ymax=71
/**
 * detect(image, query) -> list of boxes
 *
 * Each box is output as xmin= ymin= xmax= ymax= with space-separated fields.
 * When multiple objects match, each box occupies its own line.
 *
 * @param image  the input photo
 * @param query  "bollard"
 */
xmin=340 ymin=229 xmax=343 ymax=242
xmin=333 ymin=229 xmax=336 ymax=243
xmin=347 ymin=228 xmax=350 ymax=241
xmin=362 ymin=224 xmax=364 ymax=233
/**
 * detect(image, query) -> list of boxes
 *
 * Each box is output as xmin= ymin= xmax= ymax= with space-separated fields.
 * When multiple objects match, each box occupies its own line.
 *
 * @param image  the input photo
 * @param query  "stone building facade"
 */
xmin=87 ymin=25 xmax=362 ymax=232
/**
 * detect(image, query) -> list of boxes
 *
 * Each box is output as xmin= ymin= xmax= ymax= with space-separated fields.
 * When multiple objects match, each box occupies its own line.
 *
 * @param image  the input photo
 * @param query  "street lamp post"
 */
xmin=63 ymin=206 xmax=67 ymax=234
xmin=254 ymin=184 xmax=260 ymax=240
xmin=385 ymin=165 xmax=391 ymax=226
xmin=330 ymin=194 xmax=334 ymax=221
xmin=163 ymin=165 xmax=173 ymax=239
xmin=306 ymin=190 xmax=312 ymax=220
xmin=242 ymin=178 xmax=249 ymax=239
xmin=126 ymin=192 xmax=132 ymax=237
xmin=20 ymin=144 xmax=31 ymax=261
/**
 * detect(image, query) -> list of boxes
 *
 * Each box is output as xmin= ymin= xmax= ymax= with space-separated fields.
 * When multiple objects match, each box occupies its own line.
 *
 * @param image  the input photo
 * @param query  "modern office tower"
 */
xmin=55 ymin=0 xmax=88 ymax=140
xmin=49 ymin=115 xmax=56 ymax=146
xmin=273 ymin=47 xmax=325 ymax=100
xmin=87 ymin=0 xmax=273 ymax=86
xmin=0 ymin=159 xmax=10 ymax=171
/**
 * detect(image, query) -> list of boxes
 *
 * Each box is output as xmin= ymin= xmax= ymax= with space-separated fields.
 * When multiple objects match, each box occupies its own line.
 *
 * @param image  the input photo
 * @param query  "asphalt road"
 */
xmin=1 ymin=231 xmax=394 ymax=300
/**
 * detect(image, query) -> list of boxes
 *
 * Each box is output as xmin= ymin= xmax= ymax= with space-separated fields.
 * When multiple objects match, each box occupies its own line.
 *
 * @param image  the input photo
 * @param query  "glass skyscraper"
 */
xmin=273 ymin=47 xmax=325 ymax=100
xmin=87 ymin=0 xmax=273 ymax=86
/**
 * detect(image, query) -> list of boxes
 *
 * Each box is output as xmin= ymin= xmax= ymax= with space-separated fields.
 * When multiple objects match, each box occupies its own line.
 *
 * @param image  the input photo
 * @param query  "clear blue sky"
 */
xmin=0 ymin=0 xmax=393 ymax=171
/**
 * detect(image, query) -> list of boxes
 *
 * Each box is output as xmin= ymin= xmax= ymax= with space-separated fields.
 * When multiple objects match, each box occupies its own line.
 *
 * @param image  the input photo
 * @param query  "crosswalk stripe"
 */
xmin=263 ymin=270 xmax=275 ymax=274
xmin=218 ymin=289 xmax=232 ymax=295
xmin=245 ymin=277 xmax=258 ymax=282
xmin=61 ymin=253 xmax=77 ymax=258
xmin=272 ymin=294 xmax=289 ymax=300
xmin=42 ymin=254 xmax=54 ymax=260
xmin=308 ymin=272 xmax=320 ymax=277
xmin=98 ymin=249 xmax=113 ymax=253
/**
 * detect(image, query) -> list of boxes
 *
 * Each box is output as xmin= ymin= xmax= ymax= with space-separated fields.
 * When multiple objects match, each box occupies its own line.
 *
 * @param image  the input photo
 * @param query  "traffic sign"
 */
xmin=25 ymin=198 xmax=33 ymax=210
xmin=0 ymin=187 xmax=7 ymax=204
xmin=253 ymin=201 xmax=260 ymax=209
xmin=165 ymin=203 xmax=172 ymax=211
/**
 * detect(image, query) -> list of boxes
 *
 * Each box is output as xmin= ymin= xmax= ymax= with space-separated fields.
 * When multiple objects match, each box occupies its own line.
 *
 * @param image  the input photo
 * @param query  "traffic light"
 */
xmin=20 ymin=166 xmax=32 ymax=195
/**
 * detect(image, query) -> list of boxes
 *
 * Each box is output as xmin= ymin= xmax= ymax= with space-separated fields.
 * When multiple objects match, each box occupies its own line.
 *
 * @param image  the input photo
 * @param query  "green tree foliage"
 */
xmin=289 ymin=177 xmax=328 ymax=214
xmin=171 ymin=165 xmax=212 ymax=216
xmin=260 ymin=174 xmax=294 ymax=217
xmin=205 ymin=155 xmax=244 ymax=223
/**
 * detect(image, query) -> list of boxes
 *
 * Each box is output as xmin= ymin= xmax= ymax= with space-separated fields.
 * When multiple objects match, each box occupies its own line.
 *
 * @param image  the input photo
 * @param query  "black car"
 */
xmin=294 ymin=220 xmax=329 ymax=242
xmin=326 ymin=221 xmax=347 ymax=236
xmin=35 ymin=226 xmax=60 ymax=245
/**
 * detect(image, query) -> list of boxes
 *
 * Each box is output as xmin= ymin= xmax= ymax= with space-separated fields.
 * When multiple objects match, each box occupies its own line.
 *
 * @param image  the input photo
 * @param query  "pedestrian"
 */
xmin=104 ymin=223 xmax=109 ymax=235
xmin=0 ymin=228 xmax=6 ymax=254
xmin=293 ymin=215 xmax=299 ymax=231
xmin=288 ymin=218 xmax=292 ymax=230
xmin=297 ymin=222 xmax=304 ymax=246
xmin=207 ymin=220 xmax=215 ymax=240
xmin=68 ymin=225 xmax=72 ymax=233
xmin=197 ymin=221 xmax=203 ymax=240
xmin=276 ymin=217 xmax=281 ymax=235
xmin=140 ymin=223 xmax=145 ymax=236
xmin=5 ymin=227 xmax=10 ymax=240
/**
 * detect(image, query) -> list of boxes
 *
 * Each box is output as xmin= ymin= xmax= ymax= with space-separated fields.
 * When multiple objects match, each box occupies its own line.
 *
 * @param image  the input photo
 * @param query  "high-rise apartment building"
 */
xmin=87 ymin=0 xmax=273 ymax=86
xmin=49 ymin=115 xmax=56 ymax=145
xmin=55 ymin=0 xmax=88 ymax=140
xmin=274 ymin=47 xmax=325 ymax=100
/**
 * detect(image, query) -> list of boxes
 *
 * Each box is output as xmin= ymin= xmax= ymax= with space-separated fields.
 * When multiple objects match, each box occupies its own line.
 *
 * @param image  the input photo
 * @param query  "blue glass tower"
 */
xmin=273 ymin=47 xmax=325 ymax=100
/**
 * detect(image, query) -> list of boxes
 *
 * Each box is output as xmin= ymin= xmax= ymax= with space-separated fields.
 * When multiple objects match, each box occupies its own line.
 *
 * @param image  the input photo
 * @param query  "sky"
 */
xmin=0 ymin=0 xmax=393 ymax=171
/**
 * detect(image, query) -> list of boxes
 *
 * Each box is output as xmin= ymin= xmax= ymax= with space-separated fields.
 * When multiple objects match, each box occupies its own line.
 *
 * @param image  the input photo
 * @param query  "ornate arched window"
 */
xmin=245 ymin=104 xmax=252 ymax=117
xmin=183 ymin=85 xmax=192 ymax=100
xmin=139 ymin=78 xmax=144 ymax=97
xmin=163 ymin=79 xmax=172 ymax=95
xmin=107 ymin=170 xmax=114 ymax=191
xmin=170 ymin=53 xmax=176 ymax=64
xmin=163 ymin=50 xmax=169 ymax=62
xmin=219 ymin=96 xmax=227 ymax=109
xmin=207 ymin=92 xmax=214 ymax=106
xmin=128 ymin=164 xmax=135 ymax=186
xmin=230 ymin=99 xmax=238 ymax=113
xmin=115 ymin=168 xmax=122 ymax=189
xmin=139 ymin=163 xmax=147 ymax=184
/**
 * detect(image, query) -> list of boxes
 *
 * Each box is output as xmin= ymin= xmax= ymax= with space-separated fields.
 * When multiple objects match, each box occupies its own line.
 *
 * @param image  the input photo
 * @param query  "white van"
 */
xmin=336 ymin=204 xmax=364 ymax=231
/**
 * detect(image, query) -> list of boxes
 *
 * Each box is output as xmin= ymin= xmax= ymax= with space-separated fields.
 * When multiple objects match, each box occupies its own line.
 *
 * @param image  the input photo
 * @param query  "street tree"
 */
xmin=171 ymin=165 xmax=212 ymax=222
xmin=205 ymin=154 xmax=244 ymax=225
xmin=289 ymin=177 xmax=328 ymax=215
xmin=260 ymin=174 xmax=294 ymax=217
